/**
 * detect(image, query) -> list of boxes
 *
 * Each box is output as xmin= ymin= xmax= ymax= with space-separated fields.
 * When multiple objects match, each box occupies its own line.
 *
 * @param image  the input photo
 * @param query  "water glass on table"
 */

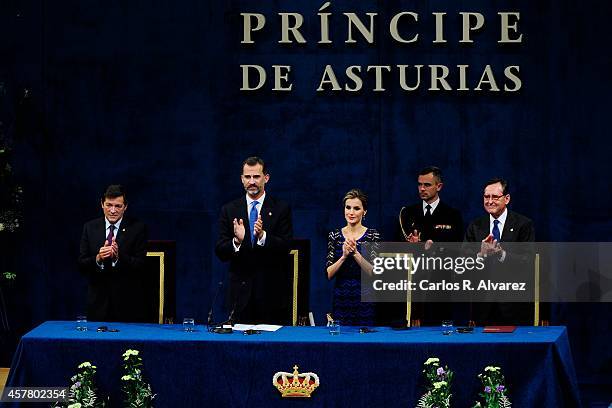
xmin=76 ymin=315 xmax=88 ymax=331
xmin=441 ymin=320 xmax=454 ymax=335
xmin=329 ymin=319 xmax=341 ymax=335
xmin=183 ymin=317 xmax=195 ymax=332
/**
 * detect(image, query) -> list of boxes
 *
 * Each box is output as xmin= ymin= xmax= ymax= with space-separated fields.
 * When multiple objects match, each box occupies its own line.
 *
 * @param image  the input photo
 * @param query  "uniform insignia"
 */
xmin=434 ymin=224 xmax=452 ymax=230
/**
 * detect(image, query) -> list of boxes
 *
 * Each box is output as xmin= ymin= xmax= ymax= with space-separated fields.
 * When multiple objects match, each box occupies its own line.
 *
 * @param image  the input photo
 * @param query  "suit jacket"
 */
xmin=464 ymin=210 xmax=535 ymax=325
xmin=391 ymin=201 xmax=463 ymax=326
xmin=464 ymin=210 xmax=535 ymax=243
xmin=398 ymin=201 xmax=464 ymax=242
xmin=78 ymin=216 xmax=148 ymax=322
xmin=215 ymin=195 xmax=293 ymax=324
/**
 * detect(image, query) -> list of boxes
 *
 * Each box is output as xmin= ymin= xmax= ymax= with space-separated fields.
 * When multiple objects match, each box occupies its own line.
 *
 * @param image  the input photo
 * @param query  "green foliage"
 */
xmin=2 ymin=271 xmax=16 ymax=281
xmin=52 ymin=350 xmax=156 ymax=408
xmin=472 ymin=366 xmax=512 ymax=408
xmin=416 ymin=357 xmax=454 ymax=408
xmin=53 ymin=362 xmax=107 ymax=408
xmin=0 ymin=86 xmax=23 ymax=233
xmin=121 ymin=349 xmax=156 ymax=408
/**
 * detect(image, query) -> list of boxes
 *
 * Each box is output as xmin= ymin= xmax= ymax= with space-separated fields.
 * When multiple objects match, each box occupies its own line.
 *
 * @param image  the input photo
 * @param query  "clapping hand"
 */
xmin=97 ymin=240 xmax=113 ymax=262
xmin=407 ymin=229 xmax=421 ymax=243
xmin=111 ymin=237 xmax=119 ymax=261
xmin=253 ymin=214 xmax=264 ymax=240
xmin=232 ymin=218 xmax=245 ymax=244
xmin=480 ymin=234 xmax=502 ymax=256
xmin=342 ymin=237 xmax=358 ymax=258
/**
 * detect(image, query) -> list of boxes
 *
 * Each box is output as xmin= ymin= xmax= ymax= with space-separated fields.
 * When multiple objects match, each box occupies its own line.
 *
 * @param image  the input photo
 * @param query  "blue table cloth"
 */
xmin=5 ymin=322 xmax=581 ymax=407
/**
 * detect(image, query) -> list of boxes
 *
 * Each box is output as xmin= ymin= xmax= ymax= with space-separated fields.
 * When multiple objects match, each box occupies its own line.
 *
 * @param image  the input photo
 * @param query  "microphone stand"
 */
xmin=210 ymin=308 xmax=234 ymax=334
xmin=207 ymin=281 xmax=223 ymax=331
xmin=209 ymin=281 xmax=246 ymax=334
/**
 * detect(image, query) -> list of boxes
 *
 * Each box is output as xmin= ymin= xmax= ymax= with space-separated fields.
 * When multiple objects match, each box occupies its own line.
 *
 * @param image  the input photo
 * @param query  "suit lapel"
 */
xmin=115 ymin=218 xmax=129 ymax=246
xmin=261 ymin=196 xmax=274 ymax=228
xmin=501 ymin=211 xmax=516 ymax=242
xmin=478 ymin=216 xmax=490 ymax=241
xmin=95 ymin=218 xmax=108 ymax=248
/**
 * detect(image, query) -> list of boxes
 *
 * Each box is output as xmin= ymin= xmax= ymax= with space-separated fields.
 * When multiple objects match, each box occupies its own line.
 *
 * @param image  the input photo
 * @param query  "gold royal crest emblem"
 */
xmin=272 ymin=365 xmax=320 ymax=398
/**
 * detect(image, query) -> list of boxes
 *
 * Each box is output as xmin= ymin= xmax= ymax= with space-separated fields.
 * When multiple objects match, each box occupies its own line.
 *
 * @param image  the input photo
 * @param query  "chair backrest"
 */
xmin=146 ymin=240 xmax=176 ymax=324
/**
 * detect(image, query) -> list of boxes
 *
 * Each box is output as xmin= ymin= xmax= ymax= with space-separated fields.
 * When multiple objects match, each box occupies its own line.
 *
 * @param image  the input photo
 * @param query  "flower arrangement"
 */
xmin=472 ymin=366 xmax=511 ymax=408
xmin=0 ymin=119 xmax=23 ymax=234
xmin=2 ymin=272 xmax=15 ymax=281
xmin=53 ymin=361 xmax=107 ymax=408
xmin=121 ymin=349 xmax=156 ymax=407
xmin=416 ymin=357 xmax=454 ymax=408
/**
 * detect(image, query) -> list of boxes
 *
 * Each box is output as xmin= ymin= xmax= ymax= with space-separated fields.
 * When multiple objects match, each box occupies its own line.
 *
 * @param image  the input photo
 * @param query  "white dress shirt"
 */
xmin=422 ymin=197 xmax=440 ymax=215
xmin=233 ymin=193 xmax=267 ymax=251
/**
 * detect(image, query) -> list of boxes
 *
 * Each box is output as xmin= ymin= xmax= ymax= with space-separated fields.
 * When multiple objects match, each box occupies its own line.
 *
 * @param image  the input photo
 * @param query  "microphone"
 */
xmin=224 ymin=281 xmax=246 ymax=326
xmin=211 ymin=281 xmax=246 ymax=334
xmin=207 ymin=281 xmax=223 ymax=328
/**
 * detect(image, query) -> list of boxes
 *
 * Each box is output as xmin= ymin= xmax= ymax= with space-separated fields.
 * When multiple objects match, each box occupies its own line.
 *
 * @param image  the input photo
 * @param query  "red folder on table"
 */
xmin=483 ymin=326 xmax=516 ymax=333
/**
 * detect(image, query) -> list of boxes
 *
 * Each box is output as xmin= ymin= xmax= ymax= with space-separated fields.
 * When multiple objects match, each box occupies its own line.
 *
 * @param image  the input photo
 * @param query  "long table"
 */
xmin=5 ymin=321 xmax=581 ymax=407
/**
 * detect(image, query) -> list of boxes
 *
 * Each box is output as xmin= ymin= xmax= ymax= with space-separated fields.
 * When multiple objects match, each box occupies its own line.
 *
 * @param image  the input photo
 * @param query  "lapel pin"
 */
xmin=122 ymin=228 xmax=126 ymax=232
xmin=510 ymin=228 xmax=514 ymax=232
xmin=269 ymin=212 xmax=272 ymax=216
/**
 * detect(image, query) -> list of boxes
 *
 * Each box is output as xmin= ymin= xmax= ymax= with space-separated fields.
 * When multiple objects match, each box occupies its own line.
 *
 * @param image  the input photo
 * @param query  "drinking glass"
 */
xmin=183 ymin=317 xmax=195 ymax=332
xmin=76 ymin=315 xmax=88 ymax=331
xmin=441 ymin=320 xmax=454 ymax=335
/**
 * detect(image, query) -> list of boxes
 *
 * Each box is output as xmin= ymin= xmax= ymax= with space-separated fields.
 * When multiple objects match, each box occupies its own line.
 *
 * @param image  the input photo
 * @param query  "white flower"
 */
xmin=67 ymin=403 xmax=82 ymax=408
xmin=0 ymin=223 xmax=4 ymax=231
xmin=485 ymin=366 xmax=500 ymax=372
xmin=424 ymin=358 xmax=440 ymax=365
xmin=123 ymin=349 xmax=140 ymax=359
xmin=78 ymin=362 xmax=92 ymax=369
xmin=433 ymin=381 xmax=447 ymax=389
xmin=121 ymin=375 xmax=134 ymax=381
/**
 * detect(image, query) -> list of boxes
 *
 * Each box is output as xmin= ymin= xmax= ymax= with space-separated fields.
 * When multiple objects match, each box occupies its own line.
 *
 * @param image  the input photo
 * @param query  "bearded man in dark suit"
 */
xmin=465 ymin=178 xmax=535 ymax=325
xmin=78 ymin=185 xmax=148 ymax=322
xmin=215 ymin=157 xmax=293 ymax=324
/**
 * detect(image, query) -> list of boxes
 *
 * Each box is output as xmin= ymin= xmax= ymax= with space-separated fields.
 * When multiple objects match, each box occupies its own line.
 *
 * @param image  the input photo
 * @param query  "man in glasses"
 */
xmin=78 ymin=185 xmax=148 ymax=322
xmin=465 ymin=178 xmax=535 ymax=325
xmin=465 ymin=178 xmax=534 ymax=250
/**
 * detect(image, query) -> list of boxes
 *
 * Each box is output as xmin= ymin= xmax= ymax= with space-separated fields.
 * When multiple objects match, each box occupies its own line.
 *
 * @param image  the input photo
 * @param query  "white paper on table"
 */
xmin=232 ymin=324 xmax=282 ymax=332
xmin=252 ymin=324 xmax=282 ymax=332
xmin=232 ymin=324 xmax=254 ymax=331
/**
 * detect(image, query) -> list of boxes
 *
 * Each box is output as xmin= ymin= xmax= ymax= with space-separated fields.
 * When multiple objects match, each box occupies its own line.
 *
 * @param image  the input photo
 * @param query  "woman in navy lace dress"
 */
xmin=326 ymin=189 xmax=380 ymax=326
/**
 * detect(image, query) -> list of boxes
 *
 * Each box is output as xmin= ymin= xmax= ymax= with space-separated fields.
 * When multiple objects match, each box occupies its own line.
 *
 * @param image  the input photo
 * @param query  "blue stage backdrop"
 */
xmin=1 ymin=0 xmax=611 ymax=402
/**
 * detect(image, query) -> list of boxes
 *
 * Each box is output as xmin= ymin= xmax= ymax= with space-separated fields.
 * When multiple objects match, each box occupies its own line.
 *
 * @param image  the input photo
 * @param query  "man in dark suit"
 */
xmin=465 ymin=178 xmax=535 ymax=325
xmin=215 ymin=157 xmax=293 ymax=324
xmin=78 ymin=185 xmax=148 ymax=322
xmin=388 ymin=166 xmax=464 ymax=326
xmin=398 ymin=166 xmax=463 ymax=244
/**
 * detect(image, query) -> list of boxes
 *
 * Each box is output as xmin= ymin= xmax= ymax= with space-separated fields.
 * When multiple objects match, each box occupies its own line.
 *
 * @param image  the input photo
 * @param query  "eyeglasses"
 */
xmin=483 ymin=194 xmax=507 ymax=201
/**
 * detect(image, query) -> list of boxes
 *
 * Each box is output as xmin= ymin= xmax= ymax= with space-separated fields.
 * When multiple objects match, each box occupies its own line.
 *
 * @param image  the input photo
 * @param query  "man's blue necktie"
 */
xmin=249 ymin=201 xmax=259 ymax=245
xmin=492 ymin=219 xmax=501 ymax=242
